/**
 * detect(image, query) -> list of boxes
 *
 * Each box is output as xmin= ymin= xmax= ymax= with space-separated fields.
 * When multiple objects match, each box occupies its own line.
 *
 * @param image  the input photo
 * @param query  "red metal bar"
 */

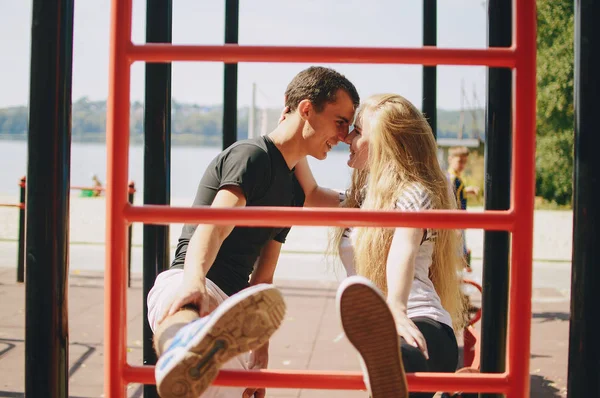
xmin=71 ymin=185 xmax=105 ymax=192
xmin=124 ymin=205 xmax=515 ymax=231
xmin=505 ymin=0 xmax=537 ymax=397
xmin=105 ymin=0 xmax=133 ymax=396
xmin=69 ymin=184 xmax=136 ymax=194
xmin=463 ymin=326 xmax=482 ymax=370
xmin=123 ymin=365 xmax=510 ymax=393
xmin=463 ymin=279 xmax=483 ymax=326
xmin=21 ymin=183 xmax=135 ymax=194
xmin=128 ymin=44 xmax=517 ymax=68
xmin=0 ymin=203 xmax=25 ymax=209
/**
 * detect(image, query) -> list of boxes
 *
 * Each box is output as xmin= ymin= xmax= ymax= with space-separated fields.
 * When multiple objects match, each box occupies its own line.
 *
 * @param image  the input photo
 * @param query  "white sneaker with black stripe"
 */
xmin=155 ymin=284 xmax=286 ymax=398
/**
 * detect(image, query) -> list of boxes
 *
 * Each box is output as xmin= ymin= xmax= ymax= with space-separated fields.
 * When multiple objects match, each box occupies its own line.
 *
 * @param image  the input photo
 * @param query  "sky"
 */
xmin=0 ymin=0 xmax=488 ymax=111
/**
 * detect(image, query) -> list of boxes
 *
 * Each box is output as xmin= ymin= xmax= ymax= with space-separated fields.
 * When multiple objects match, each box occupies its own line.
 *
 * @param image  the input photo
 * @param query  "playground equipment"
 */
xmin=20 ymin=0 xmax=600 ymax=397
xmin=0 ymin=177 xmax=26 ymax=283
xmin=103 ymin=0 xmax=535 ymax=395
xmin=0 ymin=177 xmax=136 ymax=286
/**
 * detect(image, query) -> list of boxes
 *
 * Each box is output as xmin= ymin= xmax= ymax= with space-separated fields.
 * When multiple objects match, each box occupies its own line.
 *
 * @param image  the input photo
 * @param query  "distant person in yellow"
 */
xmin=91 ymin=174 xmax=103 ymax=196
xmin=80 ymin=174 xmax=103 ymax=197
xmin=447 ymin=146 xmax=480 ymax=269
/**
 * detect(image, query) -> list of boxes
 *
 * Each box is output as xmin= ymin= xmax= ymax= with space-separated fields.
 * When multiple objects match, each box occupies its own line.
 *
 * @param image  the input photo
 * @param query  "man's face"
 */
xmin=448 ymin=155 xmax=468 ymax=173
xmin=303 ymin=89 xmax=356 ymax=160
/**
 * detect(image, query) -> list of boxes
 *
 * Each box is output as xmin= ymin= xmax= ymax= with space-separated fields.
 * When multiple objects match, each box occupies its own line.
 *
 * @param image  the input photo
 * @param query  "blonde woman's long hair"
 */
xmin=331 ymin=93 xmax=466 ymax=329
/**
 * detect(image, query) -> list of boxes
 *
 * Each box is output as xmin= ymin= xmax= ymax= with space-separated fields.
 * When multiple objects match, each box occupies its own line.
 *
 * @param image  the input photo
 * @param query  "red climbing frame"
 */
xmin=104 ymin=0 xmax=536 ymax=396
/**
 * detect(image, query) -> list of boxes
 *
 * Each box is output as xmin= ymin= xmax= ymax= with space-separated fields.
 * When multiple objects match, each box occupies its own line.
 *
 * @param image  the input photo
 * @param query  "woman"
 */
xmin=291 ymin=93 xmax=466 ymax=397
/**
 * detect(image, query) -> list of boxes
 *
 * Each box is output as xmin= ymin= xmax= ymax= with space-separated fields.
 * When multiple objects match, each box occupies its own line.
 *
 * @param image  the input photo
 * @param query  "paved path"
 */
xmin=0 ymin=265 xmax=569 ymax=397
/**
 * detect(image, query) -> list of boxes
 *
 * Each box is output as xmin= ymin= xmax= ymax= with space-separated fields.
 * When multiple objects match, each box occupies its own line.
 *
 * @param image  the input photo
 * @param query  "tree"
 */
xmin=535 ymin=0 xmax=574 ymax=206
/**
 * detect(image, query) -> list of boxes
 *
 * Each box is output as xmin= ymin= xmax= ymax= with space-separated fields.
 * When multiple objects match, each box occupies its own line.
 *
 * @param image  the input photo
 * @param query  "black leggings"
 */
xmin=402 ymin=317 xmax=458 ymax=398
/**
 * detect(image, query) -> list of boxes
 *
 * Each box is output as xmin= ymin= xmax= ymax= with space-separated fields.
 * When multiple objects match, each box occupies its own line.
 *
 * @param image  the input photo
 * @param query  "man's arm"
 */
xmin=242 ymin=239 xmax=283 ymax=398
xmin=250 ymin=239 xmax=283 ymax=285
xmin=165 ymin=185 xmax=246 ymax=319
xmin=465 ymin=185 xmax=481 ymax=196
xmin=183 ymin=185 xmax=245 ymax=281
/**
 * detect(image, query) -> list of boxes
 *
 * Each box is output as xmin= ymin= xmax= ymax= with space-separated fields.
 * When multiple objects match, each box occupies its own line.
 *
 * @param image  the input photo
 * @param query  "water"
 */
xmin=0 ymin=140 xmax=353 ymax=198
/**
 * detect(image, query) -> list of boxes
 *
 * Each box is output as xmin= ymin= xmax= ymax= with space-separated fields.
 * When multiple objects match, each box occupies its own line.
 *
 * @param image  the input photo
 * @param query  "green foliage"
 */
xmin=536 ymin=130 xmax=573 ymax=206
xmin=535 ymin=0 xmax=575 ymax=206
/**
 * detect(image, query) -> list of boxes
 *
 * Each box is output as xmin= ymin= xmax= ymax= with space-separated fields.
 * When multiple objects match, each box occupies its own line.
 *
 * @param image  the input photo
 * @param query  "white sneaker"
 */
xmin=337 ymin=276 xmax=408 ymax=398
xmin=155 ymin=284 xmax=286 ymax=398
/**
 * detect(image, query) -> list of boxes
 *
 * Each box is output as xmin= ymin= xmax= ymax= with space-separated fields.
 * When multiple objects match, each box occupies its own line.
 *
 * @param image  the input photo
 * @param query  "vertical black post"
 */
xmin=17 ymin=176 xmax=26 ymax=283
xmin=127 ymin=181 xmax=135 ymax=288
xmin=568 ymin=0 xmax=600 ymax=396
xmin=24 ymin=0 xmax=74 ymax=396
xmin=143 ymin=1 xmax=172 ymax=397
xmin=479 ymin=1 xmax=511 ymax=397
xmin=422 ymin=0 xmax=437 ymax=138
xmin=222 ymin=0 xmax=239 ymax=149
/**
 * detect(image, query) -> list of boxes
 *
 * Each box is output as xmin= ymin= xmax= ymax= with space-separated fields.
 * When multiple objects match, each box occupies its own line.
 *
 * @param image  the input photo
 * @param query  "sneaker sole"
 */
xmin=339 ymin=282 xmax=408 ymax=398
xmin=157 ymin=285 xmax=286 ymax=398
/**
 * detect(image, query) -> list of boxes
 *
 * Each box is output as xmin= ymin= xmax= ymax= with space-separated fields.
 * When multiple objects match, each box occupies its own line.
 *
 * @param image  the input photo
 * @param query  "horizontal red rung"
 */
xmin=124 ymin=204 xmax=515 ymax=231
xmin=0 ymin=203 xmax=24 ymax=209
xmin=70 ymin=185 xmax=136 ymax=194
xmin=71 ymin=185 xmax=105 ymax=192
xmin=20 ymin=182 xmax=136 ymax=194
xmin=127 ymin=44 xmax=517 ymax=68
xmin=123 ymin=366 xmax=509 ymax=393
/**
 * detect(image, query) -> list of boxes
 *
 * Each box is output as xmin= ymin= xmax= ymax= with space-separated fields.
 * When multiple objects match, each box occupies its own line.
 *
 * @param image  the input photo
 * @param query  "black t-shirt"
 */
xmin=170 ymin=136 xmax=305 ymax=296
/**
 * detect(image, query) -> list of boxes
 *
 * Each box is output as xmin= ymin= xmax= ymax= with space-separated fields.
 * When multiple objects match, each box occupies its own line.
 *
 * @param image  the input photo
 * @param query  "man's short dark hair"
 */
xmin=448 ymin=146 xmax=470 ymax=158
xmin=284 ymin=66 xmax=360 ymax=113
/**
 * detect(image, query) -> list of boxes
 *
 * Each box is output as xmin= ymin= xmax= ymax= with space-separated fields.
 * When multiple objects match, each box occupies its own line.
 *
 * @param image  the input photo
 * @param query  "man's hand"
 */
xmin=158 ymin=278 xmax=211 ymax=324
xmin=465 ymin=185 xmax=480 ymax=196
xmin=242 ymin=342 xmax=269 ymax=398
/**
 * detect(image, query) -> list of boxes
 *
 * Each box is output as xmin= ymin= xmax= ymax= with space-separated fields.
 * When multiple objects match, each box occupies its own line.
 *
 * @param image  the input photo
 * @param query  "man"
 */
xmin=147 ymin=66 xmax=359 ymax=398
xmin=447 ymin=146 xmax=480 ymax=212
xmin=447 ymin=146 xmax=480 ymax=270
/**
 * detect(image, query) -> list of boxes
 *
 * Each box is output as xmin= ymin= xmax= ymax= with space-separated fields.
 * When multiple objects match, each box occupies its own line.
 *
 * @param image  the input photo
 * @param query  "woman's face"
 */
xmin=345 ymin=114 xmax=370 ymax=170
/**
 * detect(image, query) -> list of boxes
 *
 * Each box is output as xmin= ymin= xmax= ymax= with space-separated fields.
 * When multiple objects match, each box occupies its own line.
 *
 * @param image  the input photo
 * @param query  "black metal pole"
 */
xmin=422 ymin=0 xmax=437 ymax=138
xmin=479 ymin=1 xmax=511 ymax=397
xmin=128 ymin=181 xmax=135 ymax=288
xmin=24 ymin=0 xmax=74 ymax=396
xmin=222 ymin=0 xmax=239 ymax=149
xmin=17 ymin=176 xmax=26 ymax=283
xmin=143 ymin=1 xmax=172 ymax=396
xmin=568 ymin=0 xmax=600 ymax=396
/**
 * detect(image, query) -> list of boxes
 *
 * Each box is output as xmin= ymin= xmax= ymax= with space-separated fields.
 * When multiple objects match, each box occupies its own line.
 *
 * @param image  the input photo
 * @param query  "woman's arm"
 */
xmin=385 ymin=226 xmax=429 ymax=359
xmin=295 ymin=157 xmax=342 ymax=207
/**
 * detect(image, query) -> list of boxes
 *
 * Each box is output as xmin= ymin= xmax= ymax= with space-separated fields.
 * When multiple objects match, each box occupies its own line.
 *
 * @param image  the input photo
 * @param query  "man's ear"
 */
xmin=297 ymin=99 xmax=312 ymax=120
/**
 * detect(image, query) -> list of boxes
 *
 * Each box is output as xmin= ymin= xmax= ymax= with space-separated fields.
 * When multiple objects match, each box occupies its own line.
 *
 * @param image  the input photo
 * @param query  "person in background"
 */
xmin=446 ymin=146 xmax=480 ymax=270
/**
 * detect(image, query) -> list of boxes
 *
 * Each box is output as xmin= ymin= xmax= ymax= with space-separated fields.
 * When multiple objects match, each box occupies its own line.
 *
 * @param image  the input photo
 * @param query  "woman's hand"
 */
xmin=389 ymin=305 xmax=429 ymax=360
xmin=278 ymin=106 xmax=290 ymax=124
